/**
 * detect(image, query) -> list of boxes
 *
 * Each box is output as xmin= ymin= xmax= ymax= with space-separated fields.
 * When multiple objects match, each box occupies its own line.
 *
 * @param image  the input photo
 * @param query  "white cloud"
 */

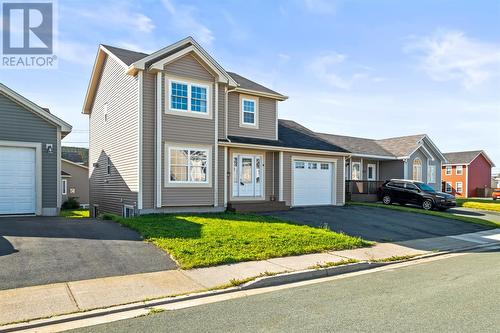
xmin=57 ymin=40 xmax=96 ymax=65
xmin=161 ymin=0 xmax=214 ymax=46
xmin=405 ymin=30 xmax=500 ymax=88
xmin=308 ymin=52 xmax=370 ymax=89
xmin=132 ymin=14 xmax=155 ymax=33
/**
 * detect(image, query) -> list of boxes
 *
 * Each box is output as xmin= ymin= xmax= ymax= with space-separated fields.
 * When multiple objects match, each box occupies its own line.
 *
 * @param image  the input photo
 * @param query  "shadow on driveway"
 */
xmin=0 ymin=216 xmax=177 ymax=290
xmin=262 ymin=205 xmax=490 ymax=243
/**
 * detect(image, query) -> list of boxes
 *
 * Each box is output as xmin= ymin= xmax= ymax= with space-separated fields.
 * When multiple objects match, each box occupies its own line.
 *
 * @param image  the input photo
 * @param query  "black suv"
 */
xmin=378 ymin=179 xmax=456 ymax=211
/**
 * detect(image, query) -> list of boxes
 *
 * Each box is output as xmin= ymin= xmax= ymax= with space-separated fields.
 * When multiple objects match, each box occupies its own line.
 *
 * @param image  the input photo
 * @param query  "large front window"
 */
xmin=169 ymin=80 xmax=209 ymax=114
xmin=169 ymin=148 xmax=208 ymax=183
xmin=412 ymin=158 xmax=422 ymax=182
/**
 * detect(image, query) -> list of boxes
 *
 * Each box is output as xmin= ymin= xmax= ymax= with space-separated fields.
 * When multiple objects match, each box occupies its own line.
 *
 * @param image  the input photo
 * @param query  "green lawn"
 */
xmin=457 ymin=198 xmax=500 ymax=212
xmin=348 ymin=202 xmax=499 ymax=228
xmin=110 ymin=213 xmax=371 ymax=269
xmin=59 ymin=209 xmax=90 ymax=218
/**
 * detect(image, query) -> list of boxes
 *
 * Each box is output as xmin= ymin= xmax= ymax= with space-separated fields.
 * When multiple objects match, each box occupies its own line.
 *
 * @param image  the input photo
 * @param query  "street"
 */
xmin=67 ymin=246 xmax=500 ymax=333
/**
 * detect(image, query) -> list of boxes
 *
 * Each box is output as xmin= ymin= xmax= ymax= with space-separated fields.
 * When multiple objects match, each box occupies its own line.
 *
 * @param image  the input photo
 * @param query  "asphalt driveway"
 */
xmin=0 ymin=216 xmax=177 ymax=290
xmin=263 ymin=205 xmax=490 ymax=242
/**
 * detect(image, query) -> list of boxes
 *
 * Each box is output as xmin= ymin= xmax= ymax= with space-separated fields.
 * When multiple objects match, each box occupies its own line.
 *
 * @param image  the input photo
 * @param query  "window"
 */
xmin=169 ymin=148 xmax=209 ymax=183
xmin=320 ymin=163 xmax=329 ymax=170
xmin=61 ymin=179 xmax=67 ymax=195
xmin=412 ymin=158 xmax=422 ymax=182
xmin=295 ymin=161 xmax=305 ymax=169
xmin=352 ymin=162 xmax=361 ymax=180
xmin=445 ymin=165 xmax=452 ymax=175
xmin=123 ymin=205 xmax=135 ymax=218
xmin=103 ymin=103 xmax=108 ymax=123
xmin=445 ymin=182 xmax=452 ymax=193
xmin=405 ymin=183 xmax=418 ymax=191
xmin=241 ymin=98 xmax=257 ymax=126
xmin=456 ymin=165 xmax=463 ymax=175
xmin=389 ymin=181 xmax=405 ymax=189
xmin=307 ymin=162 xmax=317 ymax=169
xmin=428 ymin=164 xmax=436 ymax=184
xmin=367 ymin=164 xmax=376 ymax=181
xmin=456 ymin=182 xmax=463 ymax=193
xmin=106 ymin=157 xmax=111 ymax=175
xmin=169 ymin=80 xmax=209 ymax=115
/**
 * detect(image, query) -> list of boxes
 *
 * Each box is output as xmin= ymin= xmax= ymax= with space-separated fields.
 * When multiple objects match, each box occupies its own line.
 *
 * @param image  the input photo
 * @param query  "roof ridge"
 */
xmin=443 ymin=150 xmax=483 ymax=154
xmin=375 ymin=133 xmax=427 ymax=141
xmin=101 ymin=44 xmax=149 ymax=56
xmin=317 ymin=132 xmax=377 ymax=141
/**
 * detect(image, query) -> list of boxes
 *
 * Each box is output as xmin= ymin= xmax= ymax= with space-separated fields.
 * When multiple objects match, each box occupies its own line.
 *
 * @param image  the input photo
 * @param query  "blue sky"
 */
xmin=2 ymin=0 xmax=500 ymax=171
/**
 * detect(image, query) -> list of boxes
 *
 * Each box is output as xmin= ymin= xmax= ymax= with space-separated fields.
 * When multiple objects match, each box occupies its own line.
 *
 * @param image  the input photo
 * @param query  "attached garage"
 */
xmin=292 ymin=159 xmax=336 ymax=206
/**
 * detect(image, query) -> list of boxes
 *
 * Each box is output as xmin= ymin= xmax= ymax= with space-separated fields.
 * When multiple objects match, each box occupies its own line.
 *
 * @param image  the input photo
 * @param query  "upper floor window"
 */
xmin=240 ymin=96 xmax=258 ymax=127
xmin=168 ymin=79 xmax=210 ymax=116
xmin=412 ymin=158 xmax=422 ymax=182
xmin=456 ymin=165 xmax=463 ymax=175
xmin=445 ymin=165 xmax=452 ymax=175
xmin=103 ymin=103 xmax=108 ymax=123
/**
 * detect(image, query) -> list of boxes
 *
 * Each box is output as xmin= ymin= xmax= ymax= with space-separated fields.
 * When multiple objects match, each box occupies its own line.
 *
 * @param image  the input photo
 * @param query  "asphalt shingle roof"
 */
xmin=101 ymin=45 xmax=148 ymax=66
xmin=443 ymin=151 xmax=484 ymax=164
xmin=227 ymin=72 xmax=284 ymax=97
xmin=317 ymin=133 xmax=393 ymax=157
xmin=225 ymin=119 xmax=348 ymax=153
xmin=375 ymin=134 xmax=427 ymax=157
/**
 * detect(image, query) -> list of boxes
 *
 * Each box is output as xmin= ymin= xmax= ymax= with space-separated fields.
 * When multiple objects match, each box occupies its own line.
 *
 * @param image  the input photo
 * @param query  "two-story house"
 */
xmin=83 ymin=37 xmax=350 ymax=217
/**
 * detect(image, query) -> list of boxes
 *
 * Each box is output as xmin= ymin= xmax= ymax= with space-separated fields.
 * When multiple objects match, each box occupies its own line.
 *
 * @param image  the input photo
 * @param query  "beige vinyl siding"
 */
xmin=273 ymin=152 xmax=280 ymax=198
xmin=283 ymin=152 xmax=344 ymax=206
xmin=89 ymin=55 xmax=139 ymax=215
xmin=265 ymin=151 xmax=274 ymax=200
xmin=227 ymin=92 xmax=277 ymax=140
xmin=142 ymin=72 xmax=156 ymax=209
xmin=161 ymin=54 xmax=217 ymax=207
xmin=0 ymin=93 xmax=58 ymax=209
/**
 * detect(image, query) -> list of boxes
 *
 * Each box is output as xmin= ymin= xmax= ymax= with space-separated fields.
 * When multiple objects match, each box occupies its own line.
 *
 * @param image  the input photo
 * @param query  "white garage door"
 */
xmin=0 ymin=146 xmax=36 ymax=215
xmin=293 ymin=160 xmax=334 ymax=206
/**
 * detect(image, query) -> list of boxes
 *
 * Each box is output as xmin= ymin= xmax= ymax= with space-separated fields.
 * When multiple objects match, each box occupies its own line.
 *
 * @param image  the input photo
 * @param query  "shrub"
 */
xmin=62 ymin=197 xmax=80 ymax=209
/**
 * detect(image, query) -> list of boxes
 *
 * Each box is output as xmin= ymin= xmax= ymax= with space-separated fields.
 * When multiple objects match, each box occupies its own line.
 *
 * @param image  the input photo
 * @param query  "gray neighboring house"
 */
xmin=83 ymin=37 xmax=351 ymax=217
xmin=61 ymin=158 xmax=89 ymax=206
xmin=318 ymin=133 xmax=447 ymax=200
xmin=0 ymin=83 xmax=72 ymax=216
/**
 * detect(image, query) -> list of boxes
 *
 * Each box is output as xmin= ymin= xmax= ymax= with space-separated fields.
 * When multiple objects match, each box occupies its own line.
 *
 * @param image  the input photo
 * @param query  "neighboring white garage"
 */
xmin=292 ymin=160 xmax=336 ymax=206
xmin=0 ymin=146 xmax=37 ymax=215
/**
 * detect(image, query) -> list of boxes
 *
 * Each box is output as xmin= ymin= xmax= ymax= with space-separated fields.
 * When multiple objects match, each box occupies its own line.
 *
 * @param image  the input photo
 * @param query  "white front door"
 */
xmin=232 ymin=154 xmax=263 ymax=198
xmin=0 ymin=146 xmax=36 ymax=215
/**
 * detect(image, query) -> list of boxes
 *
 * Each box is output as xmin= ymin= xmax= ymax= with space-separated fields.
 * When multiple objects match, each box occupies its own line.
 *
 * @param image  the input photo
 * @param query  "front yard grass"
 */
xmin=457 ymin=198 xmax=500 ymax=212
xmin=111 ymin=213 xmax=371 ymax=269
xmin=59 ymin=209 xmax=90 ymax=218
xmin=348 ymin=202 xmax=499 ymax=228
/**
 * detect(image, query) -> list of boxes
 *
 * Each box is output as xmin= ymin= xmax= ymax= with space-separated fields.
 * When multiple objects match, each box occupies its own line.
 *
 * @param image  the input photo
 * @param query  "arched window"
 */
xmin=412 ymin=158 xmax=422 ymax=181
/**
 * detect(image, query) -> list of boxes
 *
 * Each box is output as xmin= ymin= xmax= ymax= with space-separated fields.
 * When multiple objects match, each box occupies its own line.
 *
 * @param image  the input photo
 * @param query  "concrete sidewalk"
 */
xmin=1 ymin=229 xmax=499 ymax=326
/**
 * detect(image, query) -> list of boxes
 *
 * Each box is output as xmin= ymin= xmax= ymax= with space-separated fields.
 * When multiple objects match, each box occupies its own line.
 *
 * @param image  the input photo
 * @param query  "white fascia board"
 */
xmin=351 ymin=153 xmax=397 ymax=160
xmin=421 ymin=135 xmax=447 ymax=162
xmin=233 ymin=87 xmax=288 ymax=101
xmin=218 ymin=142 xmax=350 ymax=157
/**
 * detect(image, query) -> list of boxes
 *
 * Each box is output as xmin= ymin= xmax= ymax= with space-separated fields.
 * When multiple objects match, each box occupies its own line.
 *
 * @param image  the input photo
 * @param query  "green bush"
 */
xmin=62 ymin=197 xmax=80 ymax=209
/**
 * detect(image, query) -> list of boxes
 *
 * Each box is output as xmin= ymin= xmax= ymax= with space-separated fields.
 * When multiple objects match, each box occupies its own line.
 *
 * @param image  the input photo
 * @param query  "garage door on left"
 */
xmin=0 ymin=146 xmax=36 ymax=215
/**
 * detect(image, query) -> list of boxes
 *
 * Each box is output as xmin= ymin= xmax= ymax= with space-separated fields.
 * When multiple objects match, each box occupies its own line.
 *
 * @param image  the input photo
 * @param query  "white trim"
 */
xmin=465 ymin=166 xmax=469 ymax=198
xmin=367 ymin=163 xmax=376 ymax=181
xmin=229 ymin=153 xmax=265 ymax=201
xmin=214 ymin=79 xmax=219 ymax=207
xmin=0 ymin=140 xmax=42 ymax=215
xmin=0 ymin=83 xmax=72 ymax=133
xmin=290 ymin=156 xmax=337 ymax=207
xmin=419 ymin=135 xmax=447 ymax=162
xmin=412 ymin=157 xmax=423 ymax=182
xmin=218 ymin=142 xmax=350 ymax=157
xmin=275 ymin=101 xmax=278 ymax=140
xmin=351 ymin=153 xmax=397 ymax=160
xmin=419 ymin=144 xmax=435 ymax=161
xmin=123 ymin=204 xmax=135 ymax=218
xmin=456 ymin=181 xmax=463 ymax=194
xmin=342 ymin=156 xmax=346 ymax=204
xmin=156 ymin=72 xmax=163 ymax=208
xmin=455 ymin=165 xmax=463 ymax=175
xmin=445 ymin=181 xmax=453 ymax=193
xmin=61 ymin=179 xmax=67 ymax=195
xmin=137 ymin=71 xmax=143 ymax=209
xmin=165 ymin=144 xmax=212 ymax=187
xmin=166 ymin=77 xmax=212 ymax=119
xmin=233 ymin=87 xmax=287 ymax=101
xmin=351 ymin=162 xmax=361 ymax=180
xmin=239 ymin=95 xmax=259 ymax=128
xmin=223 ymin=146 xmax=228 ymax=206
xmin=427 ymin=161 xmax=436 ymax=184
xmin=62 ymin=159 xmax=89 ymax=170
xmin=225 ymin=86 xmax=229 ymax=139
xmin=445 ymin=165 xmax=452 ymax=175
xmin=279 ymin=151 xmax=283 ymax=201
xmin=403 ymin=159 xmax=409 ymax=179
xmin=56 ymin=128 xmax=61 ymax=209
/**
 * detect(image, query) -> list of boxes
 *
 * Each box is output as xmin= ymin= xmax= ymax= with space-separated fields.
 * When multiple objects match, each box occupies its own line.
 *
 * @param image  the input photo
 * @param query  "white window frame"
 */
xmin=456 ymin=165 xmax=463 ymax=175
xmin=456 ymin=182 xmax=463 ymax=193
xmin=123 ymin=204 xmax=135 ymax=218
xmin=167 ymin=78 xmax=211 ymax=118
xmin=239 ymin=94 xmax=259 ymax=128
xmin=367 ymin=163 xmax=376 ymax=181
xmin=412 ymin=158 xmax=422 ymax=182
xmin=445 ymin=181 xmax=452 ymax=193
xmin=351 ymin=162 xmax=361 ymax=180
xmin=165 ymin=145 xmax=212 ymax=187
xmin=428 ymin=163 xmax=436 ymax=184
xmin=445 ymin=165 xmax=452 ymax=176
xmin=62 ymin=179 xmax=67 ymax=195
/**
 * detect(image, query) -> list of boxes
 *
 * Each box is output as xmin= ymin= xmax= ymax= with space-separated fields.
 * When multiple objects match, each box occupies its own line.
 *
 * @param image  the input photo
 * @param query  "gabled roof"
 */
xmin=443 ymin=150 xmax=495 ymax=167
xmin=101 ymin=44 xmax=148 ymax=66
xmin=376 ymin=134 xmax=427 ymax=157
xmin=317 ymin=133 xmax=394 ymax=158
xmin=0 ymin=83 xmax=72 ymax=135
xmin=224 ymin=119 xmax=348 ymax=154
xmin=227 ymin=72 xmax=286 ymax=99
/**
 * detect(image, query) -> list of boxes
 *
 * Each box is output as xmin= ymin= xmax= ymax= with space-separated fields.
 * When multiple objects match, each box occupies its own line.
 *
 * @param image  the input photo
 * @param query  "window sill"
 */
xmin=165 ymin=182 xmax=212 ymax=188
xmin=239 ymin=123 xmax=259 ymax=129
xmin=165 ymin=109 xmax=212 ymax=120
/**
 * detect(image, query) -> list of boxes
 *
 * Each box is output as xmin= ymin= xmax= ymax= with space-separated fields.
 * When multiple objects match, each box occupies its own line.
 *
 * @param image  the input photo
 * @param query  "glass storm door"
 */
xmin=232 ymin=155 xmax=262 ymax=197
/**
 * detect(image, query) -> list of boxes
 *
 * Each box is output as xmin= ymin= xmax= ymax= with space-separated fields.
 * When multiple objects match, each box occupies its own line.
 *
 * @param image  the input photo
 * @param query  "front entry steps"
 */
xmin=227 ymin=201 xmax=289 ymax=213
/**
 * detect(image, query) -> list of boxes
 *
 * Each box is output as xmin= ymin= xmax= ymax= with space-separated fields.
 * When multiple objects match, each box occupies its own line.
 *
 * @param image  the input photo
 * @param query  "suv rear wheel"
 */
xmin=422 ymin=199 xmax=433 ymax=211
xmin=382 ymin=195 xmax=392 ymax=205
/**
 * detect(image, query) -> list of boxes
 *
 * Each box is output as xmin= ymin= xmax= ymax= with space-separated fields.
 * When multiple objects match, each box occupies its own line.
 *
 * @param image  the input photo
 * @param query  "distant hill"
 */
xmin=62 ymin=146 xmax=89 ymax=165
